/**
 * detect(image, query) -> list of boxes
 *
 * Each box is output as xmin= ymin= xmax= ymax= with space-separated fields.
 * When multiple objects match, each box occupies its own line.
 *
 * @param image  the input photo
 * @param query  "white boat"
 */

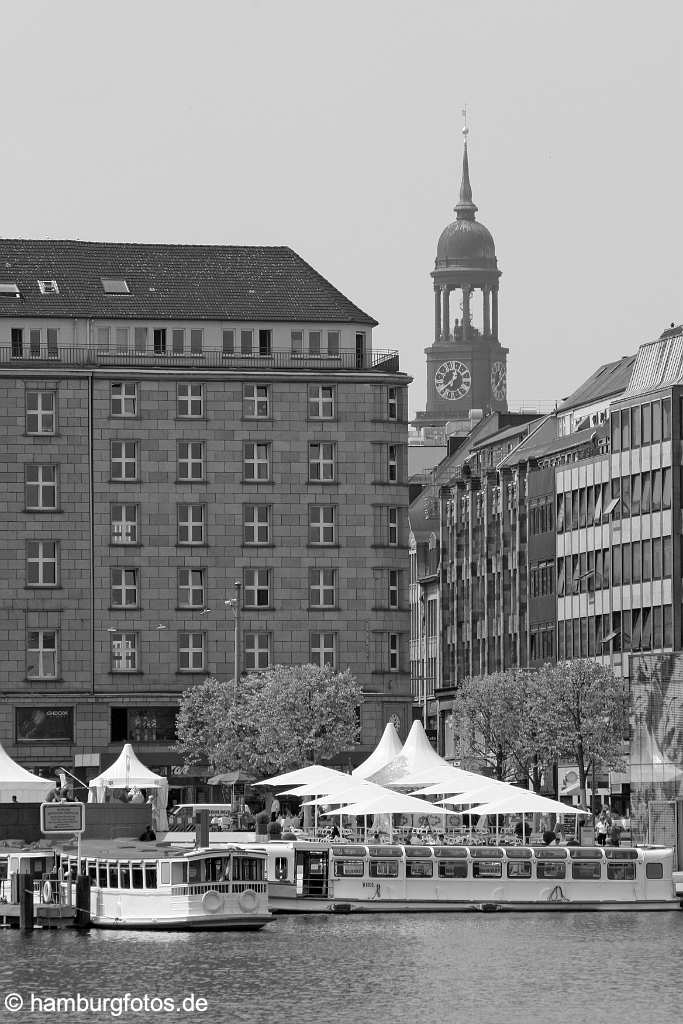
xmin=54 ymin=840 xmax=270 ymax=930
xmin=252 ymin=840 xmax=682 ymax=913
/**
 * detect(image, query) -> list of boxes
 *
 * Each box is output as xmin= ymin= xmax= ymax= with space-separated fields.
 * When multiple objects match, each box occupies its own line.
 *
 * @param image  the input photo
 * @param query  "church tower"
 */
xmin=413 ymin=126 xmax=508 ymax=439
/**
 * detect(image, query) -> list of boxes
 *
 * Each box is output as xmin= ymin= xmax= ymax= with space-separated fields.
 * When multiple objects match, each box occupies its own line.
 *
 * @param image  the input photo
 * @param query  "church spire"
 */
xmin=455 ymin=112 xmax=477 ymax=221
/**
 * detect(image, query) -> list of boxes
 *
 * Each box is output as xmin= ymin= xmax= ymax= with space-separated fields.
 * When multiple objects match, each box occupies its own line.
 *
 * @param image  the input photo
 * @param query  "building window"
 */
xmin=178 ymin=568 xmax=205 ymax=608
xmin=27 ymin=630 xmax=57 ymax=679
xmin=111 ymin=568 xmax=139 ymax=608
xmin=310 ymin=632 xmax=336 ymax=667
xmin=388 ymin=507 xmax=399 ymax=546
xmin=177 ymin=441 xmax=204 ymax=481
xmin=240 ymin=329 xmax=253 ymax=355
xmin=244 ymin=569 xmax=270 ymax=608
xmin=101 ymin=278 xmax=130 ymax=294
xmin=111 ymin=441 xmax=137 ymax=480
xmin=309 ymin=505 xmax=336 ymax=544
xmin=309 ymin=568 xmax=336 ymax=608
xmin=243 ymin=504 xmax=270 ymax=544
xmin=11 ymin=328 xmax=24 ymax=357
xmin=111 ymin=706 xmax=177 ymax=744
xmin=25 ymin=465 xmax=57 ymax=510
xmin=111 ymin=382 xmax=137 ymax=417
xmin=244 ymin=632 xmax=271 ymax=670
xmin=291 ymin=330 xmax=303 ymax=355
xmin=309 ymin=442 xmax=335 ymax=481
xmin=388 ymin=445 xmax=398 ymax=482
xmin=222 ymin=329 xmax=235 ymax=355
xmin=178 ymin=504 xmax=206 ymax=545
xmin=111 ymin=503 xmax=139 ymax=544
xmin=178 ymin=632 xmax=205 ymax=672
xmin=389 ymin=633 xmax=400 ymax=672
xmin=111 ymin=632 xmax=138 ymax=672
xmin=26 ymin=541 xmax=58 ymax=586
xmin=243 ymin=384 xmax=270 ymax=418
xmin=258 ymin=329 xmax=272 ymax=356
xmin=190 ymin=329 xmax=203 ymax=354
xmin=388 ymin=570 xmax=399 ymax=609
xmin=177 ymin=383 xmax=204 ymax=417
xmin=38 ymin=279 xmax=59 ymax=295
xmin=308 ymin=384 xmax=335 ymax=419
xmin=388 ymin=387 xmax=398 ymax=421
xmin=26 ymin=391 xmax=56 ymax=434
xmin=244 ymin=442 xmax=270 ymax=481
xmin=153 ymin=328 xmax=167 ymax=354
xmin=133 ymin=327 xmax=147 ymax=353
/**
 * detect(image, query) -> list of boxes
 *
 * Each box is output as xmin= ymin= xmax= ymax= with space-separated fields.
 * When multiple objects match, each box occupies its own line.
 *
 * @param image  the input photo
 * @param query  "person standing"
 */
xmin=595 ymin=809 xmax=610 ymax=846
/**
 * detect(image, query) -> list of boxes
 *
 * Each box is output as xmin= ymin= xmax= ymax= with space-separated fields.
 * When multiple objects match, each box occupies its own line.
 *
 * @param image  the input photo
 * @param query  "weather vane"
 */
xmin=462 ymin=105 xmax=469 ymax=138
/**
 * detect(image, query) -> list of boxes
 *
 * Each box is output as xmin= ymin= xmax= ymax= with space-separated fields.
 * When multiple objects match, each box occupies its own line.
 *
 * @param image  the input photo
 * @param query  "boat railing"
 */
xmin=170 ymin=880 xmax=267 ymax=897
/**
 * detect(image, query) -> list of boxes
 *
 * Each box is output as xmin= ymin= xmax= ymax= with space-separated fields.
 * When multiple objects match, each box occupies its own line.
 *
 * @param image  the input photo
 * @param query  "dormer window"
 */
xmin=38 ymin=280 xmax=59 ymax=295
xmin=0 ymin=281 xmax=20 ymax=298
xmin=101 ymin=278 xmax=130 ymax=295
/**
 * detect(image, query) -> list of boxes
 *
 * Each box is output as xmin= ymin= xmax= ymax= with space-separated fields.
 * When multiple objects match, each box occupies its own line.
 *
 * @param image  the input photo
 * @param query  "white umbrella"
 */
xmin=438 ymin=783 xmax=521 ymax=806
xmin=255 ymin=765 xmax=349 ymax=787
xmin=466 ymin=791 xmax=591 ymax=817
xmin=321 ymin=789 xmax=448 ymax=819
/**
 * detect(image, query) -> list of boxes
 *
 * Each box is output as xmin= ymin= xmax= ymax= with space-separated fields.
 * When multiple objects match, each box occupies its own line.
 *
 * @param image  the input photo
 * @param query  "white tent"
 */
xmin=256 ymin=765 xmax=349 ymax=788
xmin=352 ymin=722 xmax=403 ymax=780
xmin=367 ymin=720 xmax=449 ymax=787
xmin=88 ymin=743 xmax=168 ymax=829
xmin=0 ymin=742 xmax=55 ymax=803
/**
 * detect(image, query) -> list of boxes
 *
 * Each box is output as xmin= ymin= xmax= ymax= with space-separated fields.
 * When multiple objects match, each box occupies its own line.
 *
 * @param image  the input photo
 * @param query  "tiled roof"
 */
xmin=0 ymin=239 xmax=377 ymax=324
xmin=556 ymin=354 xmax=636 ymax=412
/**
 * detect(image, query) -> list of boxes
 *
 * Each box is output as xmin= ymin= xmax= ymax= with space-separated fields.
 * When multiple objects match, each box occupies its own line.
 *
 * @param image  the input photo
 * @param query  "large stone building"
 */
xmin=0 ymin=240 xmax=412 ymax=796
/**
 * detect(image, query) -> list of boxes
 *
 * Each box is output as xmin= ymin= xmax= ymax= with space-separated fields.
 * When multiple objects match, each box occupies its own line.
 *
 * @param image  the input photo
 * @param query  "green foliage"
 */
xmin=175 ymin=664 xmax=362 ymax=776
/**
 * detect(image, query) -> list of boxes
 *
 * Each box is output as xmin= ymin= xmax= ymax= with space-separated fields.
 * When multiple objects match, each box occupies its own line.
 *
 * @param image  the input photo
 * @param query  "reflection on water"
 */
xmin=1 ymin=913 xmax=682 ymax=1024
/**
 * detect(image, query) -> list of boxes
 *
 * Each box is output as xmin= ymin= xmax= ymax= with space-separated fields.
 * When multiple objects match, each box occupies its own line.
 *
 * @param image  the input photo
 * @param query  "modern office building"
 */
xmin=0 ymin=239 xmax=412 ymax=793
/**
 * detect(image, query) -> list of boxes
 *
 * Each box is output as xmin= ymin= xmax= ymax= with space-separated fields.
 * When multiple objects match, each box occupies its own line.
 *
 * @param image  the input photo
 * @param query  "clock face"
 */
xmin=491 ymin=361 xmax=506 ymax=401
xmin=435 ymin=360 xmax=471 ymax=400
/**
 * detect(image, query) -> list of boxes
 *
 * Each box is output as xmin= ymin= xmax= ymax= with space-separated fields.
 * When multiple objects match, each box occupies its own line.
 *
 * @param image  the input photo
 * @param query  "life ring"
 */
xmin=201 ymin=890 xmax=223 ymax=914
xmin=42 ymin=880 xmax=53 ymax=904
xmin=238 ymin=888 xmax=258 ymax=913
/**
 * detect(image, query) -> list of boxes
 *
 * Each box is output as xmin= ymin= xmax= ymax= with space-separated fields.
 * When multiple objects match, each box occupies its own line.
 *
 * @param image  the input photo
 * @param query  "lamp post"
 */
xmin=224 ymin=580 xmax=241 ymax=701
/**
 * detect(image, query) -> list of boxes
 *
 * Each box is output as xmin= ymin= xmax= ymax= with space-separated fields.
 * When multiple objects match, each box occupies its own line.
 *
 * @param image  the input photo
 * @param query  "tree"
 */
xmin=175 ymin=664 xmax=363 ymax=777
xmin=451 ymin=669 xmax=547 ymax=786
xmin=531 ymin=659 xmax=630 ymax=809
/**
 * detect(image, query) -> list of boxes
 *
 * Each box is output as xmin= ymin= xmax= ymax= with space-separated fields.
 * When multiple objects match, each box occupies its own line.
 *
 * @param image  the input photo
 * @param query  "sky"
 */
xmin=1 ymin=1 xmax=681 ymax=416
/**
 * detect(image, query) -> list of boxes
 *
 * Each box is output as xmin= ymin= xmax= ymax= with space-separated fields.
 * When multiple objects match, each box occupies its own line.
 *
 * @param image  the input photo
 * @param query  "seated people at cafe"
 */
xmin=139 ymin=825 xmax=156 ymax=842
xmin=542 ymin=829 xmax=556 ymax=846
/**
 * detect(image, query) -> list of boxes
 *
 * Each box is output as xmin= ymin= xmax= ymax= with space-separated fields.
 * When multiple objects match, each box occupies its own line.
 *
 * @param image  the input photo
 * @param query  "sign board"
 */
xmin=40 ymin=801 xmax=85 ymax=835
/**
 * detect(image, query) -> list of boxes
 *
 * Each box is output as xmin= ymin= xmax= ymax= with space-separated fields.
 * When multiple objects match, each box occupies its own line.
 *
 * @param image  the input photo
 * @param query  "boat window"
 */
xmin=535 ymin=849 xmax=567 ymax=860
xmin=332 ymin=846 xmax=366 ymax=857
xmin=369 ymin=860 xmax=399 ymax=878
xmin=97 ymin=864 xmax=107 ymax=887
xmin=472 ymin=860 xmax=502 ymax=879
xmin=405 ymin=847 xmax=434 ymax=859
xmin=505 ymin=848 xmax=533 ymax=860
xmin=274 ymin=857 xmax=288 ymax=880
xmin=131 ymin=864 xmax=144 ymax=889
xmin=569 ymin=847 xmax=602 ymax=860
xmin=88 ymin=865 xmax=98 ymax=883
xmin=438 ymin=861 xmax=468 ymax=879
xmin=470 ymin=847 xmax=503 ymax=858
xmin=159 ymin=862 xmax=170 ymax=885
xmin=188 ymin=861 xmax=201 ymax=884
xmin=607 ymin=862 xmax=636 ymax=881
xmin=204 ymin=857 xmax=229 ymax=883
xmin=507 ymin=861 xmax=532 ymax=879
xmin=334 ymin=860 xmax=364 ymax=878
xmin=108 ymin=864 xmax=119 ymax=888
xmin=571 ymin=862 xmax=602 ymax=880
xmin=144 ymin=865 xmax=157 ymax=889
xmin=32 ymin=858 xmax=48 ymax=875
xmin=646 ymin=862 xmax=663 ymax=879
xmin=120 ymin=864 xmax=131 ymax=889
xmin=233 ymin=857 xmax=265 ymax=883
xmin=406 ymin=861 xmax=433 ymax=878
xmin=536 ymin=862 xmax=566 ymax=880
xmin=171 ymin=862 xmax=187 ymax=885
xmin=433 ymin=847 xmax=468 ymax=859
xmin=0 ymin=863 xmax=6 ymax=881
xmin=368 ymin=846 xmax=402 ymax=858
xmin=604 ymin=848 xmax=637 ymax=861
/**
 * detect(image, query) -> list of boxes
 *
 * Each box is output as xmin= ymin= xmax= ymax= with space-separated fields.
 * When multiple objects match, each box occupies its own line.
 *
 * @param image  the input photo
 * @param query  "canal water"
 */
xmin=2 ymin=912 xmax=681 ymax=1024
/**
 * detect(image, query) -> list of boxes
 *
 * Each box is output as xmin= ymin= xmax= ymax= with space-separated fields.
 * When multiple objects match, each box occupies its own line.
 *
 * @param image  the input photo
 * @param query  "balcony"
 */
xmin=1 ymin=346 xmax=400 ymax=373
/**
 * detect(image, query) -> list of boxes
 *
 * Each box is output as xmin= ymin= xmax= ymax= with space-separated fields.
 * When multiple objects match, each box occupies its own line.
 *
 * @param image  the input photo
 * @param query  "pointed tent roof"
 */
xmin=352 ymin=723 xmax=404 ymax=781
xmin=88 ymin=743 xmax=166 ymax=790
xmin=0 ymin=742 xmax=55 ymax=802
xmin=367 ymin=720 xmax=449 ymax=787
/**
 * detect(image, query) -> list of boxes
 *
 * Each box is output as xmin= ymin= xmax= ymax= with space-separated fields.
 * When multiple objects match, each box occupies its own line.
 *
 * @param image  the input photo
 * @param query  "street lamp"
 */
xmin=224 ymin=580 xmax=241 ymax=700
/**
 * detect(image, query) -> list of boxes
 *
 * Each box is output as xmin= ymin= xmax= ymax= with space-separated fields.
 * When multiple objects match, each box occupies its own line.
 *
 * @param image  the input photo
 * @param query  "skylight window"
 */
xmin=38 ymin=280 xmax=59 ymax=295
xmin=0 ymin=282 xmax=21 ymax=298
xmin=101 ymin=278 xmax=130 ymax=295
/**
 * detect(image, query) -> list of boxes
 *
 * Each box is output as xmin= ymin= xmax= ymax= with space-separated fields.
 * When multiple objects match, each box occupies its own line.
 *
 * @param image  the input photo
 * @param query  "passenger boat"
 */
xmin=255 ymin=840 xmax=682 ymax=913
xmin=0 ymin=846 xmax=56 ymax=902
xmin=54 ymin=840 xmax=270 ymax=930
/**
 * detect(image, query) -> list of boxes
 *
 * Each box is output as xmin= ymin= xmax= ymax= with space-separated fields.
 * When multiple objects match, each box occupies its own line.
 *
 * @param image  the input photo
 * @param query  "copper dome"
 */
xmin=436 ymin=218 xmax=497 ymax=270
